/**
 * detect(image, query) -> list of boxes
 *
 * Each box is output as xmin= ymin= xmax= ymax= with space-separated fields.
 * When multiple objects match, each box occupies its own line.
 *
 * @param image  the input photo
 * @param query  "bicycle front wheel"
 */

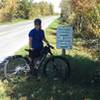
xmin=43 ymin=56 xmax=70 ymax=81
xmin=4 ymin=55 xmax=29 ymax=83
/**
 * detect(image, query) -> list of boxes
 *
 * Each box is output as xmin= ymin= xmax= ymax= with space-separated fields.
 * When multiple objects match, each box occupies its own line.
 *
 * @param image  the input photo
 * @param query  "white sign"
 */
xmin=56 ymin=26 xmax=73 ymax=49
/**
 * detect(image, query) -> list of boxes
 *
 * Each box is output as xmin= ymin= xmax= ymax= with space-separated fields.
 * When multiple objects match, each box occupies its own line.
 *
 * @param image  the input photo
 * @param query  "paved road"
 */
xmin=0 ymin=16 xmax=58 ymax=62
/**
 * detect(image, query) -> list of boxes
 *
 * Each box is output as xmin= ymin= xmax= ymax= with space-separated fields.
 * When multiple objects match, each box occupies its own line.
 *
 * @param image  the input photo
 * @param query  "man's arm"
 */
xmin=29 ymin=37 xmax=33 ymax=49
xmin=43 ymin=36 xmax=49 ymax=45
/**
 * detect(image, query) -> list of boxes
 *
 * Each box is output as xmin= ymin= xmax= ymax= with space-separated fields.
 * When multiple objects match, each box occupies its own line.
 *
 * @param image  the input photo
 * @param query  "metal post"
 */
xmin=62 ymin=49 xmax=66 ymax=56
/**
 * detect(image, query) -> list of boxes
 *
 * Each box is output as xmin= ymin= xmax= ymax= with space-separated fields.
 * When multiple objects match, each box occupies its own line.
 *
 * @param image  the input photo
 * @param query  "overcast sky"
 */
xmin=34 ymin=0 xmax=62 ymax=13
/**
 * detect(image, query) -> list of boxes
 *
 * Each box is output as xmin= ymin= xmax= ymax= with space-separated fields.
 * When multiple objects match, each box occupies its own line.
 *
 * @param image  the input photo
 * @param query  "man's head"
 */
xmin=34 ymin=18 xmax=42 ymax=30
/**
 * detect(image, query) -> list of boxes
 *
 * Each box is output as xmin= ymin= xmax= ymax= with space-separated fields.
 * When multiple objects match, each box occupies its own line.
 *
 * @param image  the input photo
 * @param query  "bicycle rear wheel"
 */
xmin=43 ymin=56 xmax=70 ymax=81
xmin=4 ymin=55 xmax=29 ymax=83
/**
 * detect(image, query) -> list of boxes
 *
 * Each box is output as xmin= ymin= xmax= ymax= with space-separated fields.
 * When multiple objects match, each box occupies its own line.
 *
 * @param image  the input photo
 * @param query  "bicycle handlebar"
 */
xmin=25 ymin=44 xmax=54 ymax=52
xmin=47 ymin=44 xmax=54 ymax=49
xmin=25 ymin=49 xmax=32 ymax=52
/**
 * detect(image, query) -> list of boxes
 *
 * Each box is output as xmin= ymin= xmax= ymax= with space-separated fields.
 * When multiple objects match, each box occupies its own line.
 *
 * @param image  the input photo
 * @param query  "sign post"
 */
xmin=56 ymin=26 xmax=73 ymax=55
xmin=62 ymin=49 xmax=66 ymax=56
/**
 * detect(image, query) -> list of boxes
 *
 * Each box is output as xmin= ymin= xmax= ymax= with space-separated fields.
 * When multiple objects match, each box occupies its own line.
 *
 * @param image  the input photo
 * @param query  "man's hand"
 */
xmin=30 ymin=48 xmax=34 ymax=51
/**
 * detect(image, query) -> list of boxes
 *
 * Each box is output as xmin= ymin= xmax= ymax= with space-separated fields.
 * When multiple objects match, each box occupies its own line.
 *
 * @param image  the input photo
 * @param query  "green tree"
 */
xmin=17 ymin=0 xmax=30 ymax=19
xmin=60 ymin=0 xmax=72 ymax=23
xmin=29 ymin=1 xmax=54 ymax=19
xmin=29 ymin=3 xmax=41 ymax=19
xmin=49 ymin=3 xmax=54 ymax=15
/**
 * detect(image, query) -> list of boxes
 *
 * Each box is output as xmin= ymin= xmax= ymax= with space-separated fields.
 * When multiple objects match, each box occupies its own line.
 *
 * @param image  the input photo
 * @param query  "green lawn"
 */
xmin=0 ymin=18 xmax=100 ymax=100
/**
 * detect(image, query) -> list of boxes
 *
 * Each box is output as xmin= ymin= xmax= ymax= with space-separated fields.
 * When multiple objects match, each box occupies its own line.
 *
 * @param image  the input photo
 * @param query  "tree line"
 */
xmin=0 ymin=0 xmax=54 ymax=22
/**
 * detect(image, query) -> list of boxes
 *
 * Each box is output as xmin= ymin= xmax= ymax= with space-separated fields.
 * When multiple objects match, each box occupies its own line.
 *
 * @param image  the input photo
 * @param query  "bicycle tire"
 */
xmin=43 ymin=56 xmax=70 ymax=81
xmin=4 ymin=55 xmax=29 ymax=83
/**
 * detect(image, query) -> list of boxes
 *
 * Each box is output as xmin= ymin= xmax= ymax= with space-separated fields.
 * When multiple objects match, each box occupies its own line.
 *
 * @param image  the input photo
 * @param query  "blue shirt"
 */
xmin=29 ymin=28 xmax=44 ymax=49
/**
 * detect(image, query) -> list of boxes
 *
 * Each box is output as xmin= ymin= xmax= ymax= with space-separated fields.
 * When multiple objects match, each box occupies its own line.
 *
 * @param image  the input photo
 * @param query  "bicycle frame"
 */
xmin=25 ymin=45 xmax=54 ymax=71
xmin=33 ymin=48 xmax=54 ymax=68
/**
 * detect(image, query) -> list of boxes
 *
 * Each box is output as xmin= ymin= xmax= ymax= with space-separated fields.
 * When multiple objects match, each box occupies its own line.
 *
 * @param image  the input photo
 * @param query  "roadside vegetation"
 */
xmin=60 ymin=0 xmax=100 ymax=61
xmin=0 ymin=0 xmax=54 ymax=23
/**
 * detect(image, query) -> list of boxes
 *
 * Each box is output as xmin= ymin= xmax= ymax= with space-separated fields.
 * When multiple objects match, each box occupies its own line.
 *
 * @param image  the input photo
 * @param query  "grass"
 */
xmin=0 ymin=16 xmax=52 ymax=25
xmin=0 ymin=18 xmax=29 ymax=25
xmin=0 ymin=18 xmax=100 ymax=100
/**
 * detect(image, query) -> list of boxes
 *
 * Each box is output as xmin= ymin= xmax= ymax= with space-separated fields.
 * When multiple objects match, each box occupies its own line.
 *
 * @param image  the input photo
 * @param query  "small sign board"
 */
xmin=56 ymin=26 xmax=73 ymax=49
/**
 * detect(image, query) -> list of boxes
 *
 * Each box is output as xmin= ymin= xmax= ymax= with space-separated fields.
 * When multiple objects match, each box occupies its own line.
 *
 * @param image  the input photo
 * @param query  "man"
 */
xmin=28 ymin=18 xmax=49 ymax=79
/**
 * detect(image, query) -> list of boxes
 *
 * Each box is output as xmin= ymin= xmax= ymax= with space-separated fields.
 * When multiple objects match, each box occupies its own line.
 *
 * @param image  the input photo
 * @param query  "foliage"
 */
xmin=60 ymin=0 xmax=100 ymax=37
xmin=0 ymin=0 xmax=19 ymax=22
xmin=60 ymin=0 xmax=72 ymax=23
xmin=60 ymin=0 xmax=100 ymax=60
xmin=16 ymin=0 xmax=30 ymax=19
xmin=0 ymin=0 xmax=54 ymax=22
xmin=72 ymin=0 xmax=100 ymax=38
xmin=29 ymin=2 xmax=54 ymax=19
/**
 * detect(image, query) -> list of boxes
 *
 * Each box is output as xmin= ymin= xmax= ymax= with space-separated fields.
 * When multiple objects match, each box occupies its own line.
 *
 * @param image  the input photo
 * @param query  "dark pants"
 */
xmin=29 ymin=49 xmax=41 ymax=60
xmin=29 ymin=49 xmax=42 ymax=75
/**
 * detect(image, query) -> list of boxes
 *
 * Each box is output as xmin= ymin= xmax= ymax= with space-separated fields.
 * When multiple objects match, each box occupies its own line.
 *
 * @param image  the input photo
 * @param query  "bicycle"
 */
xmin=3 ymin=44 xmax=70 ymax=83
